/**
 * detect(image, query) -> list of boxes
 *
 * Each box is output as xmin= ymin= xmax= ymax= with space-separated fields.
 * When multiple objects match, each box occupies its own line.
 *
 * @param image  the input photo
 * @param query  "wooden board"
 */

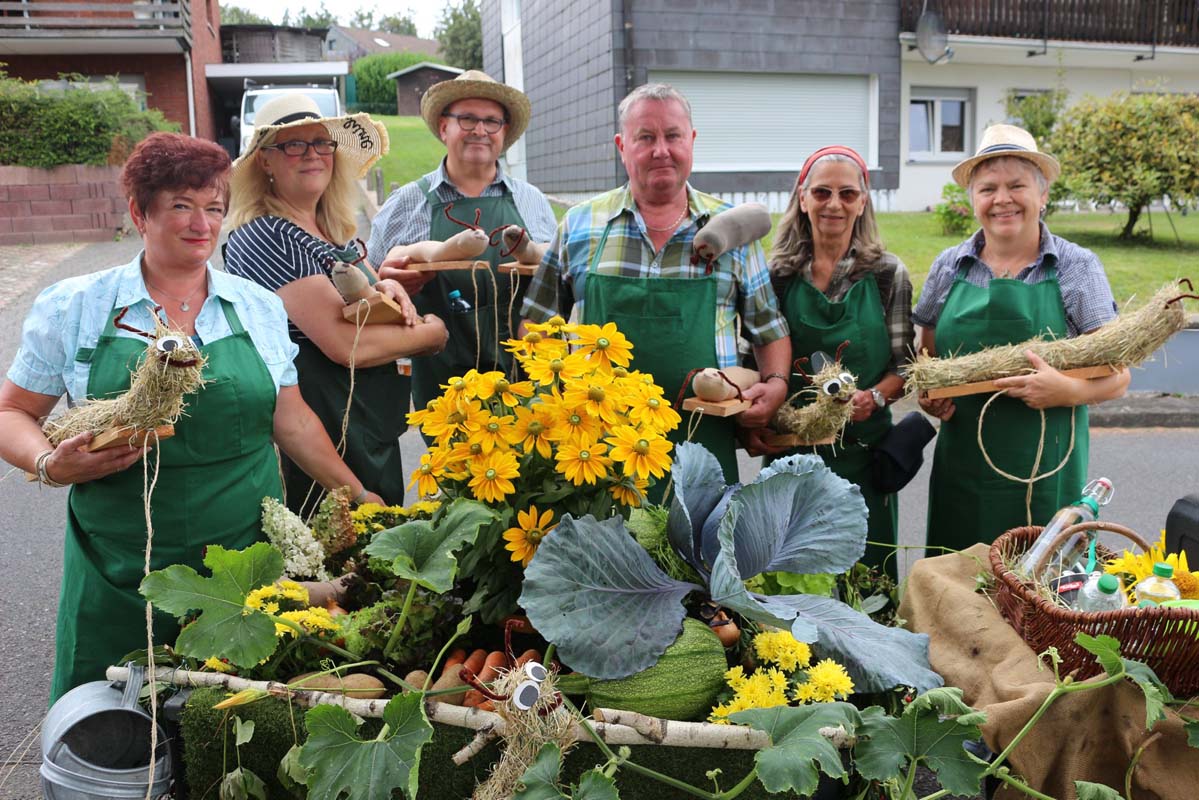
xmin=925 ymin=364 xmax=1119 ymax=400
xmin=341 ymin=293 xmax=406 ymax=325
xmin=407 ymin=260 xmax=490 ymax=273
xmin=681 ymin=397 xmax=751 ymax=417
xmin=26 ymin=424 xmax=176 ymax=480
xmin=498 ymin=261 xmax=537 ymax=276
xmin=762 ymin=431 xmax=835 ymax=448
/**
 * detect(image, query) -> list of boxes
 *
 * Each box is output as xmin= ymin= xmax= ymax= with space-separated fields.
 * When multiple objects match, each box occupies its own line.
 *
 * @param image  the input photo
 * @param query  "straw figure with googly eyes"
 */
xmin=770 ymin=340 xmax=857 ymax=445
xmin=42 ymin=306 xmax=208 ymax=446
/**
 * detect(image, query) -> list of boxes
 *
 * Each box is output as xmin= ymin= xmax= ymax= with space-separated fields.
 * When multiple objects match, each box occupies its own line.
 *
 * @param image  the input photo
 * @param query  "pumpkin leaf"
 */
xmin=1074 ymin=781 xmax=1123 ymax=800
xmin=855 ymin=688 xmax=988 ymax=797
xmin=521 ymin=514 xmax=700 ymax=679
xmin=139 ymin=542 xmax=282 ymax=668
xmin=513 ymin=742 xmax=569 ymax=799
xmin=277 ymin=744 xmax=309 ymax=795
xmin=219 ymin=766 xmax=267 ymax=800
xmin=364 ymin=499 xmax=497 ymax=592
xmin=233 ymin=716 xmax=255 ymax=747
xmin=667 ymin=441 xmax=727 ymax=575
xmin=298 ymin=692 xmax=433 ymax=800
xmin=1075 ymin=633 xmax=1171 ymax=728
xmin=729 ymin=702 xmax=860 ymax=795
xmin=1186 ymin=718 xmax=1199 ymax=748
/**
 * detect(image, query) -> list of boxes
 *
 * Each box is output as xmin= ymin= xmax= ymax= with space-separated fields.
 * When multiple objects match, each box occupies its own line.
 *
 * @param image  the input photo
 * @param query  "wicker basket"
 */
xmin=990 ymin=520 xmax=1199 ymax=695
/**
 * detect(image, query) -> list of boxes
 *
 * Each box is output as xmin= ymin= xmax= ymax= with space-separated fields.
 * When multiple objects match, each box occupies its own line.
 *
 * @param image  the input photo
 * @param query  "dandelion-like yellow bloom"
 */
xmin=555 ymin=437 xmax=612 ymax=485
xmin=204 ymin=657 xmax=236 ymax=674
xmin=406 ymin=500 xmax=442 ymax=516
xmin=407 ymin=452 xmax=441 ymax=497
xmin=709 ymin=667 xmax=790 ymax=722
xmin=506 ymin=404 xmax=556 ymax=458
xmin=276 ymin=607 xmax=339 ymax=638
xmin=607 ymin=425 xmax=673 ymax=480
xmin=573 ymin=322 xmax=634 ymax=368
xmin=244 ymin=585 xmax=279 ymax=611
xmin=276 ymin=580 xmax=309 ymax=604
xmin=608 ymin=475 xmax=648 ymax=507
xmin=468 ymin=449 xmax=520 ymax=503
xmin=753 ymin=630 xmax=812 ymax=672
xmin=502 ymin=505 xmax=556 ymax=567
xmin=466 ymin=413 xmax=515 ymax=453
xmin=794 ymin=659 xmax=854 ymax=703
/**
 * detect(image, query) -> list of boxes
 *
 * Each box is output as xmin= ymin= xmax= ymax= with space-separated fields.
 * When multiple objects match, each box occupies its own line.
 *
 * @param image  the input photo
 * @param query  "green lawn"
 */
xmin=373 ymin=115 xmax=445 ymax=191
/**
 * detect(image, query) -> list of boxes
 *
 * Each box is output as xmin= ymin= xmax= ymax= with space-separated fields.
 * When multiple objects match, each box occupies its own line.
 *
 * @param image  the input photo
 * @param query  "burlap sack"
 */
xmin=900 ymin=545 xmax=1199 ymax=799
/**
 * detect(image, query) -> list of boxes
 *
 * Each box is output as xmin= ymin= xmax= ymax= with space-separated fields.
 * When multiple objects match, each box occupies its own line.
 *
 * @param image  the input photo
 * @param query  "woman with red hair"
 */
xmin=0 ymin=132 xmax=381 ymax=702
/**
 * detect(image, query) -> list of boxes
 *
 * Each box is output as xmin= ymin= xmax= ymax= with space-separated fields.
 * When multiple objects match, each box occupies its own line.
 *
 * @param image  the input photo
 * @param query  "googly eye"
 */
xmin=523 ymin=661 xmax=548 ymax=683
xmin=838 ymin=372 xmax=854 ymax=386
xmin=821 ymin=379 xmax=841 ymax=396
xmin=155 ymin=335 xmax=187 ymax=353
xmin=511 ymin=680 xmax=542 ymax=711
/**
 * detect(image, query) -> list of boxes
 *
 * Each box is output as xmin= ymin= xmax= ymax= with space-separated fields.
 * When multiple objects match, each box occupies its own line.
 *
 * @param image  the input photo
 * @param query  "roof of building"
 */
xmin=328 ymin=26 xmax=440 ymax=57
xmin=386 ymin=62 xmax=463 ymax=80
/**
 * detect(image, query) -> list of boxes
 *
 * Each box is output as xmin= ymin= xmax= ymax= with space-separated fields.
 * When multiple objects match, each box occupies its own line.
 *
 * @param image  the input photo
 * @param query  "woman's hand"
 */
xmin=411 ymin=314 xmax=448 ymax=356
xmin=738 ymin=425 xmax=790 ymax=457
xmin=993 ymin=350 xmax=1078 ymax=409
xmin=373 ymin=278 xmax=419 ymax=325
xmin=357 ymin=490 xmax=384 ymax=506
xmin=45 ymin=432 xmax=148 ymax=485
xmin=849 ymin=389 xmax=876 ymax=423
xmin=377 ymin=251 xmax=436 ymax=296
xmin=918 ymin=393 xmax=955 ymax=421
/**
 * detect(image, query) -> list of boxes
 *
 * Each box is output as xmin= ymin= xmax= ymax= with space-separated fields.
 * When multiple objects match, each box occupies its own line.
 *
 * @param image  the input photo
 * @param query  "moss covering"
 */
xmin=179 ymin=687 xmax=823 ymax=799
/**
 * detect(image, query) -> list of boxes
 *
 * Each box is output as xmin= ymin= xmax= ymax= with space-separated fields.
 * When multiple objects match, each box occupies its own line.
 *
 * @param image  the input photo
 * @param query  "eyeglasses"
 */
xmin=265 ymin=139 xmax=338 ymax=157
xmin=808 ymin=187 xmax=863 ymax=203
xmin=442 ymin=112 xmax=506 ymax=134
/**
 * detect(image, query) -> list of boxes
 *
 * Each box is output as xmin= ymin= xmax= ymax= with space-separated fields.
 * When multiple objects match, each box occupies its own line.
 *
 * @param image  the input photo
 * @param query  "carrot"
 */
xmin=463 ymin=650 xmax=508 ymax=708
xmin=514 ymin=649 xmax=542 ymax=668
xmin=462 ymin=648 xmax=487 ymax=676
xmin=442 ymin=648 xmax=467 ymax=676
xmin=476 ymin=699 xmax=495 ymax=712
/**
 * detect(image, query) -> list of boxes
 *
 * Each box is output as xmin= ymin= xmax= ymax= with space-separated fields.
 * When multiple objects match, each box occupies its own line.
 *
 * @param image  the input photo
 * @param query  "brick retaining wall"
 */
xmin=0 ymin=165 xmax=127 ymax=245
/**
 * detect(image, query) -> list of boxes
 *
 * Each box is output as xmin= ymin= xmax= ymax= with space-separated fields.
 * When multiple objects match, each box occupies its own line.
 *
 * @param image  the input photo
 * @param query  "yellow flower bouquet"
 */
xmin=406 ymin=318 xmax=681 ymax=622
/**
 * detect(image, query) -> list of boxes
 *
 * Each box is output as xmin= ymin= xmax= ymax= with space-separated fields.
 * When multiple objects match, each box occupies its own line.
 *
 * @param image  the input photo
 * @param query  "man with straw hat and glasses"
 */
xmin=914 ymin=123 xmax=1129 ymax=555
xmin=370 ymin=71 xmax=556 ymax=416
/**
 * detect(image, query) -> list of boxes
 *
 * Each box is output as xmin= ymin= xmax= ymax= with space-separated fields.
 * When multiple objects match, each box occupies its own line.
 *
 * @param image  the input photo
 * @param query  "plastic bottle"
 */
xmin=1018 ymin=478 xmax=1115 ymax=579
xmin=448 ymin=289 xmax=472 ymax=314
xmin=1134 ymin=562 xmax=1182 ymax=605
xmin=1074 ymin=573 xmax=1128 ymax=612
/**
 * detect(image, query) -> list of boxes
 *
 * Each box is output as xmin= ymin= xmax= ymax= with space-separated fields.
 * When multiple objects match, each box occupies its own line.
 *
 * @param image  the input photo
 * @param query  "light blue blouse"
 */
xmin=7 ymin=252 xmax=299 ymax=404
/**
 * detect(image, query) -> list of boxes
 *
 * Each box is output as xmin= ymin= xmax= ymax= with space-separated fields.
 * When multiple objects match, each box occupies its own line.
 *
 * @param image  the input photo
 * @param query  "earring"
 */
xmin=266 ymin=173 xmax=274 ymax=185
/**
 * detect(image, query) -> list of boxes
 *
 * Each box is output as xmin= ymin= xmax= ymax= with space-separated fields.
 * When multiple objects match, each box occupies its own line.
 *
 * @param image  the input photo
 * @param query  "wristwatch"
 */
xmin=870 ymin=388 xmax=886 ymax=409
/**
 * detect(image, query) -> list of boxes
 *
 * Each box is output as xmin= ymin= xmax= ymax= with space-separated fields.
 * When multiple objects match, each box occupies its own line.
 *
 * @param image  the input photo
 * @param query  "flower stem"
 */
xmin=1126 ymin=732 xmax=1162 ymax=799
xmin=897 ymin=759 xmax=918 ymax=800
xmin=714 ymin=766 xmax=760 ymax=800
xmin=993 ymin=769 xmax=1055 ymax=800
xmin=382 ymin=580 xmax=420 ymax=662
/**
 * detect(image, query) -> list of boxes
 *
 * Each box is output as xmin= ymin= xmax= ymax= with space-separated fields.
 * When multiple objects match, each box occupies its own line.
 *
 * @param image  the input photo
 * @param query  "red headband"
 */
xmin=797 ymin=145 xmax=870 ymax=190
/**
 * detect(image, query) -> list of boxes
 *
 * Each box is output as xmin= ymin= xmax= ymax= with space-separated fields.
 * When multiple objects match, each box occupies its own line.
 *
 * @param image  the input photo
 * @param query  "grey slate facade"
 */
xmin=482 ymin=0 xmax=901 ymax=197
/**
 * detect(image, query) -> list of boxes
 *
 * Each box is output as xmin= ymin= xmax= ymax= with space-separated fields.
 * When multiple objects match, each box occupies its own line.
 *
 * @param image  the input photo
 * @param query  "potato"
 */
xmin=402 ymin=670 xmax=430 ymax=693
xmin=429 ymin=662 xmax=468 ymax=705
xmin=289 ymin=671 xmax=386 ymax=699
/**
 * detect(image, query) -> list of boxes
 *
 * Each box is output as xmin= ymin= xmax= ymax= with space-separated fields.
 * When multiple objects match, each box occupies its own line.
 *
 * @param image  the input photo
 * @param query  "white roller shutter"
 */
xmin=649 ymin=70 xmax=872 ymax=173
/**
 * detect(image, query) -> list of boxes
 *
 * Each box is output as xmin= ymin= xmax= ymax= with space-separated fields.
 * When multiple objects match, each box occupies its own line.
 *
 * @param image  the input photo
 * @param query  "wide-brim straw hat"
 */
xmin=951 ymin=123 xmax=1060 ymax=188
xmin=231 ymin=94 xmax=389 ymax=182
xmin=420 ymin=70 xmax=530 ymax=152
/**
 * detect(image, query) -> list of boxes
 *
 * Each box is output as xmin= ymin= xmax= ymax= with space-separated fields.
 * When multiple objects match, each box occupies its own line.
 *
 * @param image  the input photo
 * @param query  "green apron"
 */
xmin=284 ymin=248 xmax=409 ymax=516
xmin=51 ymin=297 xmax=281 ymax=703
xmin=778 ymin=273 xmax=897 ymax=574
xmin=926 ymin=264 xmax=1087 ymax=553
xmin=582 ymin=218 xmax=739 ymax=500
xmin=409 ymin=177 xmax=528 ymax=414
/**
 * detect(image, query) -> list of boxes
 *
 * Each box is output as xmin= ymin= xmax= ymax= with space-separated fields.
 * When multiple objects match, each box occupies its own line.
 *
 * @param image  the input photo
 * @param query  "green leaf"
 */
xmin=729 ymin=702 xmax=860 ymax=795
xmin=299 ymin=692 xmax=434 ymax=800
xmin=1075 ymin=633 xmax=1172 ymax=727
xmin=1075 ymin=633 xmax=1123 ymax=676
xmin=364 ymin=499 xmax=497 ymax=592
xmin=1184 ymin=718 xmax=1199 ymax=748
xmin=574 ymin=770 xmax=620 ymax=799
xmin=1074 ymin=780 xmax=1123 ymax=800
xmin=139 ymin=543 xmax=283 ymax=667
xmin=277 ymin=743 xmax=310 ymax=796
xmin=513 ymin=742 xmax=569 ymax=799
xmin=219 ymin=766 xmax=267 ymax=800
xmin=233 ymin=716 xmax=255 ymax=747
xmin=856 ymin=688 xmax=988 ymax=797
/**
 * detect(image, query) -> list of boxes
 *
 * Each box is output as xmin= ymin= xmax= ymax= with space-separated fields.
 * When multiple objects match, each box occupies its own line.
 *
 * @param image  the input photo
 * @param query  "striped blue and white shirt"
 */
xmin=366 ymin=159 xmax=557 ymax=258
xmin=7 ymin=252 xmax=298 ymax=403
xmin=912 ymin=223 xmax=1118 ymax=337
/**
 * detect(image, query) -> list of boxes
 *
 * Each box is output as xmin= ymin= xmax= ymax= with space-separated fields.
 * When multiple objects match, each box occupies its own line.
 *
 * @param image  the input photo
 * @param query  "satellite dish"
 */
xmin=915 ymin=2 xmax=954 ymax=65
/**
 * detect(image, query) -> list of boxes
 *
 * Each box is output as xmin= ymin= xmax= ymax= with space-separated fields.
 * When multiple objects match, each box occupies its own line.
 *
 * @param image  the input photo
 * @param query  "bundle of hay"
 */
xmin=905 ymin=281 xmax=1192 ymax=393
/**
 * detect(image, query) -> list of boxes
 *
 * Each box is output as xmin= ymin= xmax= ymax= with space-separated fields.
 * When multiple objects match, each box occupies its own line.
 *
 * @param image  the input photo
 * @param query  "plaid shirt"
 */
xmin=912 ymin=222 xmax=1118 ymax=337
xmin=521 ymin=184 xmax=788 ymax=368
xmin=775 ymin=250 xmax=914 ymax=373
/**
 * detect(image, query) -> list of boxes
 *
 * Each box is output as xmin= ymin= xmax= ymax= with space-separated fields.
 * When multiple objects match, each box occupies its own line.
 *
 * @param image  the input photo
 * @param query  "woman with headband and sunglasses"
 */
xmin=226 ymin=95 xmax=448 ymax=516
xmin=743 ymin=146 xmax=913 ymax=576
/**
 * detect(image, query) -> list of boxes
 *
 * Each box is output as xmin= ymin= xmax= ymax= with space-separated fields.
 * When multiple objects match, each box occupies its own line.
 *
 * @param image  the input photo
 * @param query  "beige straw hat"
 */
xmin=420 ymin=70 xmax=531 ymax=152
xmin=231 ymin=94 xmax=389 ymax=181
xmin=951 ymin=124 xmax=1060 ymax=188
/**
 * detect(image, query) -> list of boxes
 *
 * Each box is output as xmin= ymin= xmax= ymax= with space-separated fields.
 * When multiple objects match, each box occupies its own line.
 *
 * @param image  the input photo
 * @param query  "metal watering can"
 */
xmin=40 ymin=664 xmax=172 ymax=799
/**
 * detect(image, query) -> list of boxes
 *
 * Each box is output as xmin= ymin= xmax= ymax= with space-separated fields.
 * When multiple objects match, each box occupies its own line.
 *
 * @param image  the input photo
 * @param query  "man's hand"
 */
xmin=918 ymin=393 xmax=955 ymax=421
xmin=738 ymin=425 xmax=790 ymax=457
xmin=377 ymin=251 xmax=436 ymax=295
xmin=993 ymin=350 xmax=1078 ymax=410
xmin=849 ymin=389 xmax=878 ymax=423
xmin=738 ymin=377 xmax=787 ymax=428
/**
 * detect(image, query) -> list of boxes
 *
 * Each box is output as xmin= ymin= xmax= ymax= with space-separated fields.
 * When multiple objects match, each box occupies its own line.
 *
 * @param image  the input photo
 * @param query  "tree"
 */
xmin=349 ymin=8 xmax=375 ymax=29
xmin=220 ymin=5 xmax=271 ymax=24
xmin=1050 ymin=91 xmax=1199 ymax=239
xmin=377 ymin=12 xmax=419 ymax=36
xmin=282 ymin=3 xmax=338 ymax=29
xmin=435 ymin=0 xmax=482 ymax=71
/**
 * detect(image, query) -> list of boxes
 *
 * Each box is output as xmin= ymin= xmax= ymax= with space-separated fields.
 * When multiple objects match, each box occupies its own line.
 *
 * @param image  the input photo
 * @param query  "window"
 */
xmin=909 ymin=87 xmax=972 ymax=160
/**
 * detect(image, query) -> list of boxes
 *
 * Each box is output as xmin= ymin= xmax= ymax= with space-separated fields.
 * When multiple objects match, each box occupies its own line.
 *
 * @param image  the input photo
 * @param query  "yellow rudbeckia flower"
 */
xmin=468 ymin=449 xmax=520 ymax=503
xmin=606 ymin=425 xmax=672 ymax=480
xmin=555 ymin=437 xmax=613 ymax=485
xmin=502 ymin=505 xmax=556 ymax=567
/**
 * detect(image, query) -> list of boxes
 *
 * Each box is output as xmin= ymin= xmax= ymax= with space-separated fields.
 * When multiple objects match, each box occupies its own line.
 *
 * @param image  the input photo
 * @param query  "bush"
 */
xmin=352 ymin=51 xmax=446 ymax=115
xmin=0 ymin=68 xmax=177 ymax=168
xmin=347 ymin=101 xmax=401 ymax=117
xmin=932 ymin=182 xmax=975 ymax=236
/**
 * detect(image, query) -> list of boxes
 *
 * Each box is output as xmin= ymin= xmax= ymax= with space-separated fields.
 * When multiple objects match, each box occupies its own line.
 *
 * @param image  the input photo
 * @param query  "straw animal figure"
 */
xmin=905 ymin=279 xmax=1199 ymax=393
xmin=43 ymin=306 xmax=207 ymax=446
xmin=770 ymin=341 xmax=857 ymax=443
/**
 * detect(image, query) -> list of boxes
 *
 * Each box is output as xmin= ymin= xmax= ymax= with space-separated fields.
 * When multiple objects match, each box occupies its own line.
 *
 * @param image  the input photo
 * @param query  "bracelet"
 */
xmin=353 ymin=487 xmax=371 ymax=504
xmin=762 ymin=372 xmax=788 ymax=385
xmin=35 ymin=450 xmax=66 ymax=488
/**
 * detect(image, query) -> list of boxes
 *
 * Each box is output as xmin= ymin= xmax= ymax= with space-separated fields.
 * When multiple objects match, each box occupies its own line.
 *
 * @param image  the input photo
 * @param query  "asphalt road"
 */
xmin=1 ymin=238 xmax=1197 ymax=797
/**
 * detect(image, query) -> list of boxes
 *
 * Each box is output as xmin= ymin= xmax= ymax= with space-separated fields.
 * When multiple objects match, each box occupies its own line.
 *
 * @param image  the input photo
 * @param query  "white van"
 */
xmin=237 ymin=84 xmax=341 ymax=155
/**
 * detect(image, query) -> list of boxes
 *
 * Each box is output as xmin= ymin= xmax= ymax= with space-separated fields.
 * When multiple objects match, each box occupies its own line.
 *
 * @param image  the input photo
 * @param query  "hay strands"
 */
xmin=769 ymin=341 xmax=857 ymax=444
xmin=907 ymin=279 xmax=1199 ymax=396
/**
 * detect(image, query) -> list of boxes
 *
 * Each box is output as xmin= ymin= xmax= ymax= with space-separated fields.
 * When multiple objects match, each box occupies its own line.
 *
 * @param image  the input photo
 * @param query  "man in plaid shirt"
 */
xmin=521 ymin=83 xmax=791 ymax=486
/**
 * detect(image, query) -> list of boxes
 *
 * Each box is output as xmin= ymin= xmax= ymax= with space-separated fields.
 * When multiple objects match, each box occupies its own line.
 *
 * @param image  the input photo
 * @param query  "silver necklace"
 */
xmin=145 ymin=276 xmax=205 ymax=312
xmin=642 ymin=204 xmax=689 ymax=232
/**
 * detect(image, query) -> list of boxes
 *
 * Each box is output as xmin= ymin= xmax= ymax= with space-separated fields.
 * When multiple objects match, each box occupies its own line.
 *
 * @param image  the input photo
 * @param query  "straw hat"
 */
xmin=420 ymin=70 xmax=530 ymax=152
xmin=231 ymin=94 xmax=389 ymax=181
xmin=951 ymin=124 xmax=1060 ymax=188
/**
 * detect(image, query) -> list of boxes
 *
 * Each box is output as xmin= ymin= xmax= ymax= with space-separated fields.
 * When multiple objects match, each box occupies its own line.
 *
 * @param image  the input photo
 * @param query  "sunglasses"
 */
xmin=807 ymin=187 xmax=863 ymax=203
xmin=265 ymin=139 xmax=338 ymax=157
